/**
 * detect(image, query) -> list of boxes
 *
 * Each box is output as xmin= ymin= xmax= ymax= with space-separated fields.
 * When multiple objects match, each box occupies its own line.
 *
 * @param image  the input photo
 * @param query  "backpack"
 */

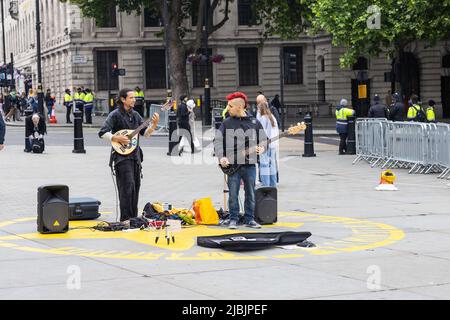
xmin=413 ymin=105 xmax=426 ymax=122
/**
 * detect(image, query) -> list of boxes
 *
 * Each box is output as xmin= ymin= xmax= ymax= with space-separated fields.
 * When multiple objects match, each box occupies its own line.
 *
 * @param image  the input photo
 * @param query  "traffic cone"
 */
xmin=375 ymin=170 xmax=398 ymax=191
xmin=49 ymin=108 xmax=57 ymax=124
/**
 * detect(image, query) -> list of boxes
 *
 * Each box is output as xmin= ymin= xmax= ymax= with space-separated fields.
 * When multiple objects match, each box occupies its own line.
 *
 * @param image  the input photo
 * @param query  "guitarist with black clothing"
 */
xmin=98 ymin=88 xmax=159 ymax=222
xmin=213 ymin=92 xmax=267 ymax=230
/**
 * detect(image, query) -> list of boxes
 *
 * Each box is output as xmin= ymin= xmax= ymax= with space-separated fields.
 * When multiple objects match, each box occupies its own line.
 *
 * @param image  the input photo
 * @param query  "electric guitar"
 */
xmin=219 ymin=122 xmax=307 ymax=176
xmin=111 ymin=99 xmax=173 ymax=155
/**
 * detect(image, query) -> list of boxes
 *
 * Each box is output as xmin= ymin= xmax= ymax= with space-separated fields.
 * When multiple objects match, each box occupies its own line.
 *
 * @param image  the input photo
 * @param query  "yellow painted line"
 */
xmin=0 ymin=212 xmax=405 ymax=261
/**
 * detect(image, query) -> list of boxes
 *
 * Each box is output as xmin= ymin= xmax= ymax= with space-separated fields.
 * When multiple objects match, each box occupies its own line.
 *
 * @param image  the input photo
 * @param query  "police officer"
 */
xmin=407 ymin=94 xmax=425 ymax=122
xmin=134 ymin=86 xmax=145 ymax=118
xmin=74 ymin=87 xmax=85 ymax=123
xmin=335 ymin=98 xmax=355 ymax=155
xmin=84 ymin=88 xmax=94 ymax=124
xmin=63 ymin=89 xmax=73 ymax=124
xmin=426 ymin=99 xmax=437 ymax=123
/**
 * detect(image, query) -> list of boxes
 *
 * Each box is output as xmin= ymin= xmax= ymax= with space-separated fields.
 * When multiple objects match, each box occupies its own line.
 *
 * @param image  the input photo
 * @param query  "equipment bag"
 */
xmin=193 ymin=197 xmax=219 ymax=225
xmin=197 ymin=231 xmax=312 ymax=251
xmin=32 ymin=138 xmax=44 ymax=153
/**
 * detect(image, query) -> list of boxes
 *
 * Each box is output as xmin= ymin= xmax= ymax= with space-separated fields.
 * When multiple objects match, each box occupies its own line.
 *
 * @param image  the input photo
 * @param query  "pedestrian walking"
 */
xmin=176 ymin=95 xmax=195 ymax=155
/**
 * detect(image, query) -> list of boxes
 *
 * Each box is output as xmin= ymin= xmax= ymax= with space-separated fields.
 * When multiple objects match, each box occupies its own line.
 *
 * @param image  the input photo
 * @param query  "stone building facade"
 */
xmin=1 ymin=0 xmax=450 ymax=118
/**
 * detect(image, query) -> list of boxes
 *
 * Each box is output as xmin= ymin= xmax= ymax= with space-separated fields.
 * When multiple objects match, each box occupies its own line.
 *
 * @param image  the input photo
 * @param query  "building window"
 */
xmin=318 ymin=56 xmax=325 ymax=72
xmin=144 ymin=7 xmax=162 ymax=27
xmin=238 ymin=47 xmax=258 ymax=86
xmin=352 ymin=57 xmax=368 ymax=70
xmin=193 ymin=49 xmax=213 ymax=88
xmin=283 ymin=46 xmax=303 ymax=84
xmin=238 ymin=0 xmax=255 ymax=26
xmin=145 ymin=49 xmax=166 ymax=89
xmin=96 ymin=50 xmax=118 ymax=91
xmin=96 ymin=4 xmax=117 ymax=28
xmin=318 ymin=80 xmax=326 ymax=102
xmin=443 ymin=54 xmax=450 ymax=68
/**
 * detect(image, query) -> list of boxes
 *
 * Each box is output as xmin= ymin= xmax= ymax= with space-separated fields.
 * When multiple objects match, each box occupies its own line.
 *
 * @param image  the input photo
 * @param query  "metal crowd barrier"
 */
xmin=149 ymin=104 xmax=169 ymax=133
xmin=353 ymin=118 xmax=450 ymax=177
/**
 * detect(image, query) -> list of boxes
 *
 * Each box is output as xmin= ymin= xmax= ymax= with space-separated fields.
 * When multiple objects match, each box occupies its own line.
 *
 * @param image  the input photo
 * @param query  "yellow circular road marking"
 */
xmin=0 ymin=212 xmax=404 ymax=261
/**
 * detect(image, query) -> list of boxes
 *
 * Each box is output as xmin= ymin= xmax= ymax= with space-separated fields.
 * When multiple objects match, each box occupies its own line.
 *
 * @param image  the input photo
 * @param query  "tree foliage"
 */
xmin=311 ymin=0 xmax=450 ymax=67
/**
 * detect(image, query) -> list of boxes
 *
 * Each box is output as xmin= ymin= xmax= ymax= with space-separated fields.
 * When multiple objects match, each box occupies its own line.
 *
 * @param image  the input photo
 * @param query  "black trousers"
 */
xmin=114 ymin=159 xmax=141 ymax=221
xmin=177 ymin=122 xmax=194 ymax=153
xmin=85 ymin=108 xmax=93 ymax=124
xmin=339 ymin=133 xmax=348 ymax=154
xmin=66 ymin=106 xmax=72 ymax=123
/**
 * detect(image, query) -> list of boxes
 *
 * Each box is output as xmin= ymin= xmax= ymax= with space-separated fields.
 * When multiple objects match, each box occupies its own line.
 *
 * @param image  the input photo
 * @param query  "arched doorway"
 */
xmin=351 ymin=57 xmax=371 ymax=117
xmin=441 ymin=54 xmax=450 ymax=118
xmin=398 ymin=52 xmax=420 ymax=101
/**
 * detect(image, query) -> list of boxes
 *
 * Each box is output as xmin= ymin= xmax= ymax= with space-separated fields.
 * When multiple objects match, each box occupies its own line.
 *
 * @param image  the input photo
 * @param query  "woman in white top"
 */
xmin=257 ymin=101 xmax=279 ymax=187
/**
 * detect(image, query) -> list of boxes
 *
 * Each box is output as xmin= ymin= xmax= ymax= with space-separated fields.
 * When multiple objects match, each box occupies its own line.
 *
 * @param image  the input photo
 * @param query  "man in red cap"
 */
xmin=214 ymin=92 xmax=267 ymax=229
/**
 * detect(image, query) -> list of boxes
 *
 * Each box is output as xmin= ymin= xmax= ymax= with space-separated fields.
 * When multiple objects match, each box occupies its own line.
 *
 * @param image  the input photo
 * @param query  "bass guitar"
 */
xmin=219 ymin=122 xmax=307 ymax=176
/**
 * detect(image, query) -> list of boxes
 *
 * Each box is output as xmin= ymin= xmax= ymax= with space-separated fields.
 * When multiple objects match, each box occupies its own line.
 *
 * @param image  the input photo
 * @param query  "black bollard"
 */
xmin=346 ymin=115 xmax=356 ymax=155
xmin=72 ymin=110 xmax=86 ymax=153
xmin=23 ymin=109 xmax=33 ymax=152
xmin=302 ymin=113 xmax=316 ymax=157
xmin=167 ymin=110 xmax=178 ymax=156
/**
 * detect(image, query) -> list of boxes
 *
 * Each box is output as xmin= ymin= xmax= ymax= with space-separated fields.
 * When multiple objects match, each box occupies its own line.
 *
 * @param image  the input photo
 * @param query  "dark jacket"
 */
xmin=25 ymin=114 xmax=47 ymax=137
xmin=389 ymin=102 xmax=405 ymax=121
xmin=176 ymin=102 xmax=190 ymax=125
xmin=368 ymin=103 xmax=388 ymax=118
xmin=270 ymin=105 xmax=281 ymax=127
xmin=213 ymin=113 xmax=268 ymax=166
xmin=0 ymin=113 xmax=5 ymax=144
xmin=98 ymin=106 xmax=146 ymax=167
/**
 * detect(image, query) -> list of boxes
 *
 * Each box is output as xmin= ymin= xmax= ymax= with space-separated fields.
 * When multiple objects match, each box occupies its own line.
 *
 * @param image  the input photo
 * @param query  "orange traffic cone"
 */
xmin=375 ymin=170 xmax=398 ymax=191
xmin=49 ymin=108 xmax=57 ymax=124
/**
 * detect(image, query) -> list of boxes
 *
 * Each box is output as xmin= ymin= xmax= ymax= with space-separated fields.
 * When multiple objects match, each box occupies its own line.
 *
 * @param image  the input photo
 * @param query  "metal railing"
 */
xmin=353 ymin=118 xmax=450 ymax=176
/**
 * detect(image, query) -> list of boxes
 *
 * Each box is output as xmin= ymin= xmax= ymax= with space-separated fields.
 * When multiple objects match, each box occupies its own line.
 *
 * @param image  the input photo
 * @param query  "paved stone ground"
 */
xmin=1 ymin=126 xmax=450 ymax=300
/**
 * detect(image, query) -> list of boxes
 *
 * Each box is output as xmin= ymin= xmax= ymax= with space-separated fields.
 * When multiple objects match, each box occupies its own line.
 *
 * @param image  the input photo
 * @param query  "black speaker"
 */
xmin=37 ymin=185 xmax=69 ymax=234
xmin=254 ymin=187 xmax=277 ymax=225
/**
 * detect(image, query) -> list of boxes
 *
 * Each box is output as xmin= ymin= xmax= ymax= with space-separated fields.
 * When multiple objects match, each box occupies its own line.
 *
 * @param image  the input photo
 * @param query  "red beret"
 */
xmin=226 ymin=92 xmax=248 ymax=105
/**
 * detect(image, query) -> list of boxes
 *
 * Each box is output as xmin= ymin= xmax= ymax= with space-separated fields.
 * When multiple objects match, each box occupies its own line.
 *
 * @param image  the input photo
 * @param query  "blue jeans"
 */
xmin=227 ymin=165 xmax=256 ymax=223
xmin=259 ymin=148 xmax=278 ymax=187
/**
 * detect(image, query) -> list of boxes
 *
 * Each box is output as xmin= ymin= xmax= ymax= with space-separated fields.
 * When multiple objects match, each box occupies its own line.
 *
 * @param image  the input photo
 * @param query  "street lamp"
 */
xmin=203 ymin=0 xmax=211 ymax=126
xmin=1 ymin=0 xmax=6 ymax=65
xmin=34 ymin=0 xmax=44 ymax=115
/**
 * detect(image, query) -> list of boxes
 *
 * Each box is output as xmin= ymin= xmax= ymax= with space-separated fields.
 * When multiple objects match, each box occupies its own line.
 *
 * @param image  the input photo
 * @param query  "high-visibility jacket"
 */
xmin=135 ymin=90 xmax=144 ymax=106
xmin=407 ymin=104 xmax=424 ymax=121
xmin=84 ymin=93 xmax=94 ymax=109
xmin=64 ymin=93 xmax=73 ymax=107
xmin=335 ymin=106 xmax=355 ymax=134
xmin=426 ymin=107 xmax=436 ymax=122
xmin=74 ymin=92 xmax=85 ymax=107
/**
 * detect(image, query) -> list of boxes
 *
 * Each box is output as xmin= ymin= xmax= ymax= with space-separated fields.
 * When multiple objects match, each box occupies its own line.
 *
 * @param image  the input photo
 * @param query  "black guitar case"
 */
xmin=197 ymin=231 xmax=312 ymax=251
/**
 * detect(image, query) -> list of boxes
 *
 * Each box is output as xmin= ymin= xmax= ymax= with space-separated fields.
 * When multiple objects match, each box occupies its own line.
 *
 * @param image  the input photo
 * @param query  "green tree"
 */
xmin=63 ymin=0 xmax=233 ymax=101
xmin=256 ymin=0 xmax=450 ymax=97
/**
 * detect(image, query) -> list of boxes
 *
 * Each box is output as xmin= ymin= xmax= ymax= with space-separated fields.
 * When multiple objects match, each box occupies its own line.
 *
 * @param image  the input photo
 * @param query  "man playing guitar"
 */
xmin=214 ymin=92 xmax=267 ymax=229
xmin=98 ymin=88 xmax=159 ymax=222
